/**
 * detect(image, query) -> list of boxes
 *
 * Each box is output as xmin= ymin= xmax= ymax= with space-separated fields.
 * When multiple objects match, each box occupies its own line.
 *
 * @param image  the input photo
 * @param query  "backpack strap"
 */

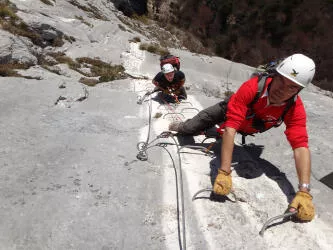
xmin=246 ymin=74 xmax=296 ymax=130
xmin=246 ymin=74 xmax=268 ymax=119
xmin=273 ymin=95 xmax=296 ymax=127
xmin=250 ymin=74 xmax=268 ymax=106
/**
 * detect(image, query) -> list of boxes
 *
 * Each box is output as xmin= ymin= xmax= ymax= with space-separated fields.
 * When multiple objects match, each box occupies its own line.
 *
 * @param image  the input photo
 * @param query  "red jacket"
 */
xmin=224 ymin=76 xmax=308 ymax=149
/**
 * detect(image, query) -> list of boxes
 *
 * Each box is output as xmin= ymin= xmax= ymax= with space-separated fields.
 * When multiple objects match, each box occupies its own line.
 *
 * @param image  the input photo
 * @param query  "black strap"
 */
xmin=223 ymin=74 xmax=296 ymax=139
xmin=273 ymin=96 xmax=296 ymax=127
xmin=246 ymin=74 xmax=268 ymax=119
xmin=249 ymin=74 xmax=268 ymax=107
xmin=247 ymin=74 xmax=296 ymax=132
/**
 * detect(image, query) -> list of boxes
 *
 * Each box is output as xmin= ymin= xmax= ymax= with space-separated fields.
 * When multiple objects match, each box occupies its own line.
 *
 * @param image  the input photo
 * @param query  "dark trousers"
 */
xmin=178 ymin=101 xmax=227 ymax=135
xmin=177 ymin=86 xmax=187 ymax=99
xmin=153 ymin=86 xmax=187 ymax=98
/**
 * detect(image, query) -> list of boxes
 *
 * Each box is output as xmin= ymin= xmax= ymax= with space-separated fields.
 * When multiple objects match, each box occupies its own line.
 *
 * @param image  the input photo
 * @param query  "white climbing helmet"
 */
xmin=276 ymin=53 xmax=315 ymax=88
xmin=161 ymin=63 xmax=175 ymax=74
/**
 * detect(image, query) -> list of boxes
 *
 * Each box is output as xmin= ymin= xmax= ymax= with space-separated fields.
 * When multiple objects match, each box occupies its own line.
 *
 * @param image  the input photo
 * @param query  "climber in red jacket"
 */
xmin=169 ymin=54 xmax=316 ymax=222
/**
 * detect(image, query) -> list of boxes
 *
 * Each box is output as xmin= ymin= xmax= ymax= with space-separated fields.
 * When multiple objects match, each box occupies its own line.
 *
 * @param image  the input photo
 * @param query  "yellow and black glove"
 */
xmin=289 ymin=191 xmax=315 ymax=221
xmin=213 ymin=169 xmax=232 ymax=196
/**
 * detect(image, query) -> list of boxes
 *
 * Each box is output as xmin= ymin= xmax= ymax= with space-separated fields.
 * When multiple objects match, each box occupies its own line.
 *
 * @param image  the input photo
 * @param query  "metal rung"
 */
xmin=177 ymin=101 xmax=193 ymax=106
xmin=163 ymin=113 xmax=185 ymax=119
xmin=180 ymin=107 xmax=200 ymax=113
xmin=178 ymin=145 xmax=214 ymax=157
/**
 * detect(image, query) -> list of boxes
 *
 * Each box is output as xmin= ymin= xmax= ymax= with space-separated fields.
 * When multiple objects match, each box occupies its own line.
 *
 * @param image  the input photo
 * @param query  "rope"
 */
xmin=136 ymin=94 xmax=153 ymax=161
xmin=136 ymin=92 xmax=216 ymax=250
xmin=137 ymin=133 xmax=185 ymax=249
xmin=168 ymin=134 xmax=187 ymax=250
xmin=158 ymin=145 xmax=183 ymax=250
xmin=136 ymin=93 xmax=186 ymax=249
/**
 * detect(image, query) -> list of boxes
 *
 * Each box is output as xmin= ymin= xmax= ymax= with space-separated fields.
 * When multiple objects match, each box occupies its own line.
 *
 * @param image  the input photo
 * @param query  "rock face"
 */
xmin=0 ymin=30 xmax=38 ymax=65
xmin=115 ymin=0 xmax=333 ymax=84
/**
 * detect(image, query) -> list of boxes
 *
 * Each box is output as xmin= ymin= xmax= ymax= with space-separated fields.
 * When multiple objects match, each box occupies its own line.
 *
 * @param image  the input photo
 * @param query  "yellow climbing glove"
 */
xmin=289 ymin=191 xmax=315 ymax=221
xmin=213 ymin=169 xmax=232 ymax=196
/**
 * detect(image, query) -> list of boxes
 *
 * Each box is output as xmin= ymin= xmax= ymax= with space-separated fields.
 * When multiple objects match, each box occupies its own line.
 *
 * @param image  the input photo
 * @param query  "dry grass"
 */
xmin=76 ymin=57 xmax=126 ymax=82
xmin=0 ymin=62 xmax=41 ymax=79
xmin=0 ymin=63 xmax=29 ymax=77
xmin=0 ymin=0 xmax=64 ymax=47
xmin=75 ymin=15 xmax=93 ymax=28
xmin=0 ymin=1 xmax=39 ymax=41
xmin=0 ymin=1 xmax=17 ymax=19
xmin=42 ymin=66 xmax=62 ymax=75
xmin=40 ymin=0 xmax=54 ymax=6
xmin=69 ymin=0 xmax=108 ymax=21
xmin=117 ymin=14 xmax=184 ymax=52
xmin=40 ymin=52 xmax=79 ymax=75
xmin=79 ymin=77 xmax=99 ymax=86
xmin=131 ymin=14 xmax=150 ymax=25
xmin=129 ymin=36 xmax=141 ymax=43
xmin=43 ymin=55 xmax=126 ymax=83
xmin=118 ymin=24 xmax=127 ymax=31
xmin=139 ymin=43 xmax=169 ymax=56
xmin=40 ymin=54 xmax=126 ymax=83
xmin=48 ymin=52 xmax=80 ymax=69
xmin=64 ymin=35 xmax=76 ymax=43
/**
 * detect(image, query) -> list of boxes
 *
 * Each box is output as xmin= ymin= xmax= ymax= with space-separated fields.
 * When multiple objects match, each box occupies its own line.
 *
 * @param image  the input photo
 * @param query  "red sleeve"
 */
xmin=284 ymin=97 xmax=309 ymax=149
xmin=225 ymin=77 xmax=259 ymax=130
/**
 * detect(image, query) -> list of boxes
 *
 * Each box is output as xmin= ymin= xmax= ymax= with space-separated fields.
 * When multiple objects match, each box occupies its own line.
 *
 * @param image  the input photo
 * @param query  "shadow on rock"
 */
xmin=208 ymin=141 xmax=296 ymax=203
xmin=174 ymin=134 xmax=296 ymax=202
